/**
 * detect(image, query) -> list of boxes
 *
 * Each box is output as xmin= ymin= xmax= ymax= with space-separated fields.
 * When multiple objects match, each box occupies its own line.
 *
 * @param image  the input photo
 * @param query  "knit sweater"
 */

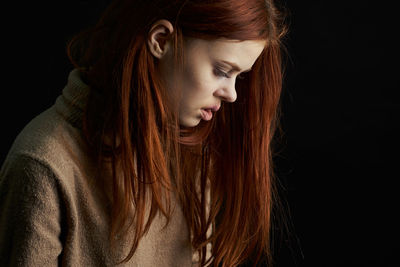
xmin=0 ymin=69 xmax=196 ymax=266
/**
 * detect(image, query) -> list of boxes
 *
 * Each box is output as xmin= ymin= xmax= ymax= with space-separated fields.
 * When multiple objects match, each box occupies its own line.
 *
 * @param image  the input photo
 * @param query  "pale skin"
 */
xmin=147 ymin=20 xmax=266 ymax=127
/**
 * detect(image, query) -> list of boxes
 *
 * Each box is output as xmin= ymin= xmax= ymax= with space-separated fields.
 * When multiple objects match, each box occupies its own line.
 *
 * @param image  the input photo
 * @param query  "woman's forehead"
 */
xmin=185 ymin=38 xmax=266 ymax=70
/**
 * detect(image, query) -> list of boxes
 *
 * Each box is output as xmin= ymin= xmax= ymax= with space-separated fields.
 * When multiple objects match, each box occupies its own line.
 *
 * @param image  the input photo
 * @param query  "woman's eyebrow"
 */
xmin=221 ymin=60 xmax=252 ymax=72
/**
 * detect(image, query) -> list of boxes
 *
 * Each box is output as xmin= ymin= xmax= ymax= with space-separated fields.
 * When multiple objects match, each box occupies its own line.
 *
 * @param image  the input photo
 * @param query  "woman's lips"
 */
xmin=208 ymin=105 xmax=220 ymax=112
xmin=200 ymin=104 xmax=220 ymax=121
xmin=200 ymin=108 xmax=213 ymax=121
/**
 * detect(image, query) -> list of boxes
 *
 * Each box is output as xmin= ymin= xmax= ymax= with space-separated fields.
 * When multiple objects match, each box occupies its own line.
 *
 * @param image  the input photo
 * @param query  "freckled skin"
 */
xmin=159 ymin=38 xmax=266 ymax=127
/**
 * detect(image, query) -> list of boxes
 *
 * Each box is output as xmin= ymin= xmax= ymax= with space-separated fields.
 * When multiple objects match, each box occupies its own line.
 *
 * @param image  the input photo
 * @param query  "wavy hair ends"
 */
xmin=66 ymin=0 xmax=288 ymax=266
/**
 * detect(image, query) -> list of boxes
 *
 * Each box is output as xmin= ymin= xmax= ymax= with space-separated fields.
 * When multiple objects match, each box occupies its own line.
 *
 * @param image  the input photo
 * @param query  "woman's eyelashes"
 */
xmin=213 ymin=67 xmax=245 ymax=80
xmin=214 ymin=67 xmax=230 ymax=78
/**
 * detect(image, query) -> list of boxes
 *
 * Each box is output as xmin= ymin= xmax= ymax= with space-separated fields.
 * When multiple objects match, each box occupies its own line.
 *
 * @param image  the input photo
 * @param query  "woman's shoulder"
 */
xmin=0 ymin=100 xmax=96 ymax=206
xmin=2 ymin=69 xmax=93 ymax=182
xmin=0 ymin=107 xmax=104 ymax=266
xmin=3 ymin=106 xmax=86 ymax=175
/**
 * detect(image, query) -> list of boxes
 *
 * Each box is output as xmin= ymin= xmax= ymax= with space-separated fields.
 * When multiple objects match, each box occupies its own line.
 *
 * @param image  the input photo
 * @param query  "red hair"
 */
xmin=67 ymin=0 xmax=288 ymax=266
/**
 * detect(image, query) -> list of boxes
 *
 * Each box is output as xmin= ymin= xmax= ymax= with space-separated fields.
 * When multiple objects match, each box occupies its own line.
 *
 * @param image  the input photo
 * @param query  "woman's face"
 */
xmin=159 ymin=38 xmax=266 ymax=127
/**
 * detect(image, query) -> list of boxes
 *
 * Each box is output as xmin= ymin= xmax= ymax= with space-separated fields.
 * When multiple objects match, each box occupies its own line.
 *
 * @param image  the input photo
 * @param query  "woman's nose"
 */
xmin=214 ymin=79 xmax=237 ymax=103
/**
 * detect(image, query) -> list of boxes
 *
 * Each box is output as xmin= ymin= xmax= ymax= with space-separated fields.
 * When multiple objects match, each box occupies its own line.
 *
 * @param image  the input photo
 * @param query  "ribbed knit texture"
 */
xmin=0 ymin=69 xmax=195 ymax=266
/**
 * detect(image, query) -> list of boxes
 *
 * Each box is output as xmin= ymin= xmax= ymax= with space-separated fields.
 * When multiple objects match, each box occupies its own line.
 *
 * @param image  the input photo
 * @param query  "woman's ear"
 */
xmin=147 ymin=19 xmax=174 ymax=59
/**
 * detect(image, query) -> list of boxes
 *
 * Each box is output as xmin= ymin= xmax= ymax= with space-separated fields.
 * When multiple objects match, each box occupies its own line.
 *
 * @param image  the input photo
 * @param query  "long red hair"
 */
xmin=67 ymin=0 xmax=288 ymax=266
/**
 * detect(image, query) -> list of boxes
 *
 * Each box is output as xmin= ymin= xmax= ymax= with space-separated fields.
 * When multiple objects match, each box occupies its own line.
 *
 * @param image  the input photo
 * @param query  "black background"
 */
xmin=2 ymin=1 xmax=398 ymax=266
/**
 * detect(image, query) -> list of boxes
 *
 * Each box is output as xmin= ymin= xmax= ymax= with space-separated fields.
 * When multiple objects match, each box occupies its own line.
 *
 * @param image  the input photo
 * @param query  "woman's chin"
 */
xmin=179 ymin=116 xmax=201 ymax=128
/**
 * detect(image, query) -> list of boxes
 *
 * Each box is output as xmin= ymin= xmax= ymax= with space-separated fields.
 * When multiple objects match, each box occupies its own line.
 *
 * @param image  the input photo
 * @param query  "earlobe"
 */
xmin=147 ymin=19 xmax=174 ymax=59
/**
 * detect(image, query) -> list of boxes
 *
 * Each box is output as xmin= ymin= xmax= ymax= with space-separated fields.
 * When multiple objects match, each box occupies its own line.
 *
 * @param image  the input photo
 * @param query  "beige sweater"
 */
xmin=0 ymin=69 xmax=196 ymax=266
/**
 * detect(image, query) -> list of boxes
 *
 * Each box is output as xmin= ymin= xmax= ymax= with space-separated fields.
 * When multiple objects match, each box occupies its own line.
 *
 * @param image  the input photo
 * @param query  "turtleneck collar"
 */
xmin=55 ymin=69 xmax=90 ymax=129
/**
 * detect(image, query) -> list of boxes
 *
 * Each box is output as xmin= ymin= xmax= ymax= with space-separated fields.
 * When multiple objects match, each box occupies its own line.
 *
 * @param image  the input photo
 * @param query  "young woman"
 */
xmin=0 ymin=0 xmax=288 ymax=266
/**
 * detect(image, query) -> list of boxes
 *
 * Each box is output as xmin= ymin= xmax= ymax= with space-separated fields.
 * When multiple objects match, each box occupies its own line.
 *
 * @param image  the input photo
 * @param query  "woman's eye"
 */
xmin=214 ymin=68 xmax=230 ymax=78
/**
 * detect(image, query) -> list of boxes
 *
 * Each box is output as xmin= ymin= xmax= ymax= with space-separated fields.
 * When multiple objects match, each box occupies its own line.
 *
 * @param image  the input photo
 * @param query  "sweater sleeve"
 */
xmin=0 ymin=154 xmax=64 ymax=266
